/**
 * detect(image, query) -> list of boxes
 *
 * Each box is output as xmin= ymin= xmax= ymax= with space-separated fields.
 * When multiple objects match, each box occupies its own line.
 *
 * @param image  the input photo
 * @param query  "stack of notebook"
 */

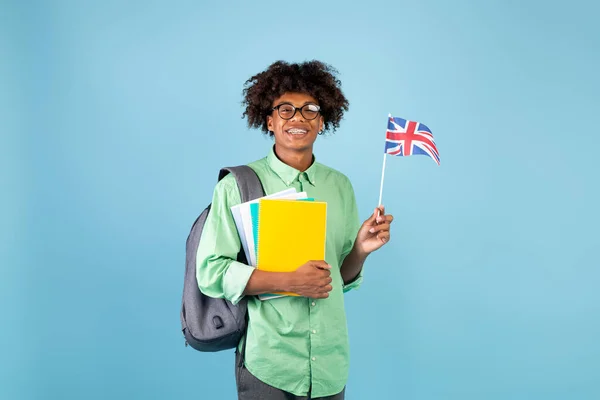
xmin=230 ymin=188 xmax=327 ymax=300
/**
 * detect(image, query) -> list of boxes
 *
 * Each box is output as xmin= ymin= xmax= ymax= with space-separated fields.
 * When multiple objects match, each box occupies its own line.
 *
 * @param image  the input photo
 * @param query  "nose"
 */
xmin=290 ymin=108 xmax=305 ymax=122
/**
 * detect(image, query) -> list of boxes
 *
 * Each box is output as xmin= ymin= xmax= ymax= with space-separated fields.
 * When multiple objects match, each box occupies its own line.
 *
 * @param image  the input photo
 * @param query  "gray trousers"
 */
xmin=235 ymin=350 xmax=345 ymax=400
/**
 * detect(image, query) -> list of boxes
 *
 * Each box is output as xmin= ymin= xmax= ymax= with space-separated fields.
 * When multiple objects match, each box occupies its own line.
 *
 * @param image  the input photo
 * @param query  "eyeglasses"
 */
xmin=272 ymin=103 xmax=321 ymax=120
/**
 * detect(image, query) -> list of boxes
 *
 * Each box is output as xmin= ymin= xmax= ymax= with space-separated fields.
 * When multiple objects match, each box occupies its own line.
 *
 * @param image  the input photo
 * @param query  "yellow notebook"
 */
xmin=256 ymin=198 xmax=327 ymax=297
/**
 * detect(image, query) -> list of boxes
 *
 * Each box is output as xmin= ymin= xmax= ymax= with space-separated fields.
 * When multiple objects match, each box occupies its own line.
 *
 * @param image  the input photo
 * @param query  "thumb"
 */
xmin=312 ymin=260 xmax=331 ymax=270
xmin=367 ymin=206 xmax=383 ymax=223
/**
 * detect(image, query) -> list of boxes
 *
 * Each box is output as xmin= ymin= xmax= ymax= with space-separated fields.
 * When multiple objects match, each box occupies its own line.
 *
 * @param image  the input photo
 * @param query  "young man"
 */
xmin=196 ymin=60 xmax=394 ymax=399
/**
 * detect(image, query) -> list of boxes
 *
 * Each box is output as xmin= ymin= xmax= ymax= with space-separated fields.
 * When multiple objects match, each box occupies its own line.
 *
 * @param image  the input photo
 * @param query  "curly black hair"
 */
xmin=242 ymin=60 xmax=349 ymax=136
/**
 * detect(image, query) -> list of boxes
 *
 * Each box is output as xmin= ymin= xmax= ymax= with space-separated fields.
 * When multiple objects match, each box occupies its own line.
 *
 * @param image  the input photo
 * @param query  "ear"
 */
xmin=267 ymin=115 xmax=274 ymax=132
xmin=319 ymin=115 xmax=324 ymax=132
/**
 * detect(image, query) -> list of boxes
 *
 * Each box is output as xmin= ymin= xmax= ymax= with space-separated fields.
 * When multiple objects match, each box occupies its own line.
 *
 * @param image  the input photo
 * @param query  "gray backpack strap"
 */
xmin=219 ymin=165 xmax=264 ymax=204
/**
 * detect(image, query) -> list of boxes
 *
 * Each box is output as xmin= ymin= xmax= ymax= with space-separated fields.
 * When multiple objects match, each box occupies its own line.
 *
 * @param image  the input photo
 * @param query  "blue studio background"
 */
xmin=2 ymin=0 xmax=599 ymax=399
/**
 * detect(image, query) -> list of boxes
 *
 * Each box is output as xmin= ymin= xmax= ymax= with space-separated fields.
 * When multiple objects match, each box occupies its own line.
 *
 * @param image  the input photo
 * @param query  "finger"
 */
xmin=369 ymin=222 xmax=390 ymax=233
xmin=316 ymin=265 xmax=331 ymax=271
xmin=378 ymin=214 xmax=393 ymax=224
xmin=312 ymin=260 xmax=331 ymax=269
xmin=377 ymin=232 xmax=391 ymax=243
xmin=367 ymin=207 xmax=380 ymax=224
xmin=320 ymin=277 xmax=332 ymax=286
xmin=317 ymin=268 xmax=331 ymax=276
xmin=376 ymin=212 xmax=393 ymax=224
xmin=318 ymin=284 xmax=333 ymax=294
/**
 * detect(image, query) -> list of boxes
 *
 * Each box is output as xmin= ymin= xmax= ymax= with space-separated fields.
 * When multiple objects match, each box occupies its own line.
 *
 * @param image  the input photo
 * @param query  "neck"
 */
xmin=274 ymin=144 xmax=314 ymax=172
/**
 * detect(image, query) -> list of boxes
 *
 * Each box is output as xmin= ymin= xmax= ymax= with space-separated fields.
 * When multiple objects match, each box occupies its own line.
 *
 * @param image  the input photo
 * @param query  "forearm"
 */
xmin=340 ymin=244 xmax=368 ymax=284
xmin=242 ymin=269 xmax=293 ymax=296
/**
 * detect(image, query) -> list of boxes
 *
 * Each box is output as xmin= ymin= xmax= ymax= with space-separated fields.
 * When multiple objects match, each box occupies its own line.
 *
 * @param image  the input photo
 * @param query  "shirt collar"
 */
xmin=267 ymin=145 xmax=317 ymax=186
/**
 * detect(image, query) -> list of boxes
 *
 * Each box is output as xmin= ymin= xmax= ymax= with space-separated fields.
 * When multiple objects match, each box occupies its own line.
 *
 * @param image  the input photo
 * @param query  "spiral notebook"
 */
xmin=255 ymin=198 xmax=327 ymax=299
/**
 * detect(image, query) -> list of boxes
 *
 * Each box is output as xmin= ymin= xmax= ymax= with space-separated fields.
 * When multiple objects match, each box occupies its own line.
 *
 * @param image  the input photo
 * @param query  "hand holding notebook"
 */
xmin=285 ymin=260 xmax=333 ymax=299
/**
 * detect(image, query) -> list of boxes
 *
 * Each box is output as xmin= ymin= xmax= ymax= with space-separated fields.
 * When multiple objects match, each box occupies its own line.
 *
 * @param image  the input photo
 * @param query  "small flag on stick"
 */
xmin=378 ymin=114 xmax=440 ymax=208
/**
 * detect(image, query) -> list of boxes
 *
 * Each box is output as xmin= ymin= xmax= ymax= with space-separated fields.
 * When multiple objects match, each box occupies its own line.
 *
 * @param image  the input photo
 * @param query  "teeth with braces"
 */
xmin=287 ymin=129 xmax=307 ymax=135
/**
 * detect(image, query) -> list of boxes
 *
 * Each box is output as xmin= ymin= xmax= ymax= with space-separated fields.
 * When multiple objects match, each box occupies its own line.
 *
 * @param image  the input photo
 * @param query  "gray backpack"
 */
xmin=181 ymin=165 xmax=265 ymax=353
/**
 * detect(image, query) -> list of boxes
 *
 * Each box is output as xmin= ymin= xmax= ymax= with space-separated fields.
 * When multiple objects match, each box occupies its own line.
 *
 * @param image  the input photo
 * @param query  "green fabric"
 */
xmin=196 ymin=145 xmax=363 ymax=397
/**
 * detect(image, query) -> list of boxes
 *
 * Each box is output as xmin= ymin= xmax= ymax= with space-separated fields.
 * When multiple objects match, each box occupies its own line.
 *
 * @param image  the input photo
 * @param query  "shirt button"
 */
xmin=312 ymin=357 xmax=316 ymax=361
xmin=311 ymin=302 xmax=316 ymax=306
xmin=312 ymin=330 xmax=317 ymax=334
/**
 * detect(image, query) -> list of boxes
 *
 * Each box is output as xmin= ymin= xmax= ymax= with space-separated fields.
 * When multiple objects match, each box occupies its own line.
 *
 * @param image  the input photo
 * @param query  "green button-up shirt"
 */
xmin=196 ymin=146 xmax=363 ymax=397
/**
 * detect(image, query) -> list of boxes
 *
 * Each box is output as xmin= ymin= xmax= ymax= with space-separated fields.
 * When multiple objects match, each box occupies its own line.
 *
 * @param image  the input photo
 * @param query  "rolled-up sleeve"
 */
xmin=196 ymin=175 xmax=255 ymax=305
xmin=340 ymin=177 xmax=363 ymax=293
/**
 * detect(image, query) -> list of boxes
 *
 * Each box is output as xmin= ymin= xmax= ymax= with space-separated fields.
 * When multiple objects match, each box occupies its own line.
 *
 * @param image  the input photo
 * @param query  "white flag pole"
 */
xmin=377 ymin=113 xmax=391 ymax=217
xmin=378 ymin=152 xmax=387 ymax=208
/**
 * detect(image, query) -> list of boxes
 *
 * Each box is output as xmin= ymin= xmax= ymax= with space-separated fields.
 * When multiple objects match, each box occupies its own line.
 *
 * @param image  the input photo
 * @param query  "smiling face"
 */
xmin=267 ymin=92 xmax=324 ymax=155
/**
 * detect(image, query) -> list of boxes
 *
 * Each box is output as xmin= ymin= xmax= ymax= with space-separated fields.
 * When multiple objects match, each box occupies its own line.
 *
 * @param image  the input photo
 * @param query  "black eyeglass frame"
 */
xmin=271 ymin=103 xmax=321 ymax=120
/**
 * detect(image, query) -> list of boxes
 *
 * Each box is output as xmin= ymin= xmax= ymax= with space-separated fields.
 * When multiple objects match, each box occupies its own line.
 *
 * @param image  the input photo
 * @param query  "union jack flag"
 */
xmin=385 ymin=115 xmax=440 ymax=165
